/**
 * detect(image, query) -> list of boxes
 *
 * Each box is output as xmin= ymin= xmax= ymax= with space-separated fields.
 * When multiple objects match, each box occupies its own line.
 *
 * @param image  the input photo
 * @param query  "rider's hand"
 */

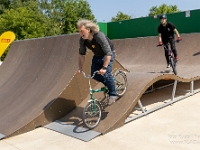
xmin=158 ymin=41 xmax=163 ymax=46
xmin=177 ymin=37 xmax=181 ymax=42
xmin=77 ymin=68 xmax=82 ymax=74
xmin=98 ymin=68 xmax=106 ymax=75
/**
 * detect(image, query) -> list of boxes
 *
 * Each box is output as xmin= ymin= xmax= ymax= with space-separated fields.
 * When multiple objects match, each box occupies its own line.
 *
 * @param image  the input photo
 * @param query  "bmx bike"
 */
xmin=157 ymin=40 xmax=181 ymax=75
xmin=81 ymin=69 xmax=128 ymax=129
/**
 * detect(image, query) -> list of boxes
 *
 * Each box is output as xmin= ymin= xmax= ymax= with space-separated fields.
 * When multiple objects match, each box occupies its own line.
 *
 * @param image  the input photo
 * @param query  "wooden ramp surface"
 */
xmin=0 ymin=33 xmax=200 ymax=139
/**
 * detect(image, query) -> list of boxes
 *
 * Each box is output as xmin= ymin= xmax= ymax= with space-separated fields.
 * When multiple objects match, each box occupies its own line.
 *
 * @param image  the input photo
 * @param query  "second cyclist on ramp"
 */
xmin=157 ymin=14 xmax=181 ymax=68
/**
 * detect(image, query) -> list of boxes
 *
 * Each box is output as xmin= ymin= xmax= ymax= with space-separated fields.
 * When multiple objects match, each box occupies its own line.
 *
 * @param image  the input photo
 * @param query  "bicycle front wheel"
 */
xmin=82 ymin=101 xmax=101 ymax=129
xmin=170 ymin=57 xmax=177 ymax=75
xmin=113 ymin=70 xmax=128 ymax=96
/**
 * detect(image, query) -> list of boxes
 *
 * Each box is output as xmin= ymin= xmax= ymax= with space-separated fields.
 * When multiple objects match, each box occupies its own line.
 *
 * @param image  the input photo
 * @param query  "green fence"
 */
xmin=98 ymin=22 xmax=107 ymax=36
xmin=98 ymin=9 xmax=200 ymax=40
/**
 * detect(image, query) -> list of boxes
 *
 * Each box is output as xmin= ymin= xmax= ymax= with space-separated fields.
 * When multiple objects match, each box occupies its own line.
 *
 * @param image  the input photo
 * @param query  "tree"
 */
xmin=0 ymin=0 xmax=38 ymax=14
xmin=0 ymin=0 xmax=95 ymax=35
xmin=0 ymin=0 xmax=96 ymax=60
xmin=111 ymin=11 xmax=132 ymax=22
xmin=0 ymin=1 xmax=53 ymax=39
xmin=0 ymin=7 xmax=51 ymax=40
xmin=0 ymin=0 xmax=11 ymax=14
xmin=39 ymin=0 xmax=95 ymax=34
xmin=0 ymin=0 xmax=49 ymax=60
xmin=63 ymin=0 xmax=95 ymax=33
xmin=148 ymin=4 xmax=181 ymax=16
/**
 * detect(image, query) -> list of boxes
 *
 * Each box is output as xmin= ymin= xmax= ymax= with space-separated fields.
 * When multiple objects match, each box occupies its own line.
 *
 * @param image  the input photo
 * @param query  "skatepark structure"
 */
xmin=0 ymin=33 xmax=200 ymax=141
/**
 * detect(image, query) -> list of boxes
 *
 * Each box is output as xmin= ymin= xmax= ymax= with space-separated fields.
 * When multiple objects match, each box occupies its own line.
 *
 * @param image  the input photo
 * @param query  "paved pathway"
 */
xmin=0 ymin=93 xmax=200 ymax=150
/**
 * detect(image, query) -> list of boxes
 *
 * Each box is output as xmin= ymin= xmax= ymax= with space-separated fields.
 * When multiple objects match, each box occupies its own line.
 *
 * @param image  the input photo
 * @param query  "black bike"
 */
xmin=157 ymin=40 xmax=181 ymax=75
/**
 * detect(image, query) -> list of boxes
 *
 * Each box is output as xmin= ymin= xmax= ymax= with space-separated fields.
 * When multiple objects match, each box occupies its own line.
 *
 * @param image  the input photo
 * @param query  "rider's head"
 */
xmin=159 ymin=14 xmax=167 ymax=25
xmin=77 ymin=19 xmax=99 ymax=40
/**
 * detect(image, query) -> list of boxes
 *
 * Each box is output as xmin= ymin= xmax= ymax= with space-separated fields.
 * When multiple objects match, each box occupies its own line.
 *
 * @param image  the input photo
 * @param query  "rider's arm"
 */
xmin=94 ymin=32 xmax=112 ymax=74
xmin=78 ymin=37 xmax=86 ymax=71
xmin=158 ymin=33 xmax=162 ymax=43
xmin=168 ymin=22 xmax=180 ymax=38
xmin=103 ymin=55 xmax=111 ymax=68
xmin=95 ymin=32 xmax=113 ymax=57
xmin=78 ymin=54 xmax=85 ymax=70
xmin=174 ymin=29 xmax=180 ymax=38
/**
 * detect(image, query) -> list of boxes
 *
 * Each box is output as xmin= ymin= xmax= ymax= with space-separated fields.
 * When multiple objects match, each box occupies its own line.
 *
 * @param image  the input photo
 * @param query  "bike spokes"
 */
xmin=82 ymin=101 xmax=101 ymax=129
xmin=114 ymin=70 xmax=128 ymax=96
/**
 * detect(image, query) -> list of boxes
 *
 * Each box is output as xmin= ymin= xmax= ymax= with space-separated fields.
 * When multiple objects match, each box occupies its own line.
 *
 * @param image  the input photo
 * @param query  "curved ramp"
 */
xmin=1 ymin=32 xmax=200 ymax=140
xmin=113 ymin=33 xmax=200 ymax=80
xmin=58 ymin=33 xmax=200 ymax=137
xmin=0 ymin=34 xmax=84 ymax=138
xmin=0 ymin=33 xmax=125 ymax=139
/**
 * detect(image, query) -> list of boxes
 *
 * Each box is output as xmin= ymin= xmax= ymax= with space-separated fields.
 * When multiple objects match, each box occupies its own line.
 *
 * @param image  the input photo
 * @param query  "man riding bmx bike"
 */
xmin=77 ymin=19 xmax=117 ymax=106
xmin=157 ymin=14 xmax=181 ymax=68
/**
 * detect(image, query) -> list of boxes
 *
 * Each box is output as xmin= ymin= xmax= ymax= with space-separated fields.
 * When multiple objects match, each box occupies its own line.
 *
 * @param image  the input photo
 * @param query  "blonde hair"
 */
xmin=77 ymin=19 xmax=99 ymax=33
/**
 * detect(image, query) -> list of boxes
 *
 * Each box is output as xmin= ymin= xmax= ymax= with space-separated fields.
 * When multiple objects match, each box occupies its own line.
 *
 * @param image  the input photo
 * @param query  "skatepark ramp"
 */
xmin=0 ymin=32 xmax=200 ymax=141
xmin=0 ymin=33 xmax=124 ymax=140
xmin=46 ymin=33 xmax=200 ymax=141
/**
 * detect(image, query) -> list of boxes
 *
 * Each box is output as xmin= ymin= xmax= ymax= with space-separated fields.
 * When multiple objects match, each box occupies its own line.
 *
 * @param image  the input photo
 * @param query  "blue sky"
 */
xmin=87 ymin=0 xmax=200 ymax=22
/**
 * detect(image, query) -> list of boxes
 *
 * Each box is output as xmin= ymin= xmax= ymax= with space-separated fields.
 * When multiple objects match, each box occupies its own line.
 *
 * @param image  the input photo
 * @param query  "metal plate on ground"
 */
xmin=44 ymin=120 xmax=101 ymax=142
xmin=0 ymin=133 xmax=5 ymax=139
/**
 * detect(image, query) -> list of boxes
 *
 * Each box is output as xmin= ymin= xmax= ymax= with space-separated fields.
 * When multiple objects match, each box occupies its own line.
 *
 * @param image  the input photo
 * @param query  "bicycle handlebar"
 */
xmin=82 ymin=70 xmax=99 ymax=79
xmin=156 ymin=39 xmax=182 ymax=47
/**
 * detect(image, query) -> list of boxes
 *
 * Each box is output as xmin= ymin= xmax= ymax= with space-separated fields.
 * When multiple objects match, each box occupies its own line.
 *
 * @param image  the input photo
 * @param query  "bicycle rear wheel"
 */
xmin=170 ymin=57 xmax=177 ymax=75
xmin=113 ymin=70 xmax=128 ymax=96
xmin=82 ymin=100 xmax=101 ymax=129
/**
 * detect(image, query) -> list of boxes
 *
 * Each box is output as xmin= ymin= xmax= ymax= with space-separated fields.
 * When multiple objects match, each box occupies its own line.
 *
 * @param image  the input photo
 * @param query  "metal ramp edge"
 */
xmin=44 ymin=120 xmax=101 ymax=142
xmin=0 ymin=133 xmax=5 ymax=140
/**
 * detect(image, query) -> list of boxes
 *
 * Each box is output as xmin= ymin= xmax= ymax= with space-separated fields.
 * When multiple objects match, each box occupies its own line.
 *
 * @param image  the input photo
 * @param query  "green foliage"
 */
xmin=0 ymin=0 xmax=95 ymax=36
xmin=0 ymin=0 xmax=95 ymax=60
xmin=0 ymin=7 xmax=50 ymax=40
xmin=39 ymin=0 xmax=95 ymax=34
xmin=0 ymin=0 xmax=11 ymax=14
xmin=0 ymin=0 xmax=51 ymax=60
xmin=148 ymin=4 xmax=181 ymax=16
xmin=63 ymin=0 xmax=95 ymax=33
xmin=111 ymin=11 xmax=132 ymax=22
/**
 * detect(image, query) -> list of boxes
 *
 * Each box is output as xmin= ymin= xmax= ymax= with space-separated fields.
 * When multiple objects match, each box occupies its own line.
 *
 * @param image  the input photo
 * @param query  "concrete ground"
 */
xmin=0 ymin=92 xmax=200 ymax=150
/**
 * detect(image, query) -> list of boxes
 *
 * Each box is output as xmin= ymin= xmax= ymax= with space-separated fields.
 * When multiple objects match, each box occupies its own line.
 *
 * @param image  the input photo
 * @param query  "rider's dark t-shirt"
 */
xmin=158 ymin=22 xmax=176 ymax=41
xmin=79 ymin=31 xmax=114 ymax=58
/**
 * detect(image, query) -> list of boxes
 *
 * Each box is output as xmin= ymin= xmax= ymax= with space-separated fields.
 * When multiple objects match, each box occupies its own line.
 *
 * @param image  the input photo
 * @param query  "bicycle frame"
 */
xmin=82 ymin=70 xmax=126 ymax=101
xmin=89 ymin=87 xmax=108 ymax=101
xmin=162 ymin=44 xmax=174 ymax=59
xmin=82 ymin=69 xmax=128 ymax=129
xmin=161 ymin=44 xmax=178 ymax=74
xmin=82 ymin=71 xmax=108 ymax=101
xmin=161 ymin=39 xmax=181 ymax=58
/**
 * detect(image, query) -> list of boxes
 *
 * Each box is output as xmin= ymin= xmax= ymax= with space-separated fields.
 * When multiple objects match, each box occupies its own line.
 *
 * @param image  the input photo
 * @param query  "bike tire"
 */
xmin=82 ymin=100 xmax=102 ymax=129
xmin=170 ymin=57 xmax=177 ymax=75
xmin=113 ymin=70 xmax=128 ymax=96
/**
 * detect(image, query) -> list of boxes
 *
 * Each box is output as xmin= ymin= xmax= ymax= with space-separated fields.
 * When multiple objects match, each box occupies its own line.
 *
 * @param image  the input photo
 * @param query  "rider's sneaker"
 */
xmin=166 ymin=64 xmax=171 ymax=68
xmin=108 ymin=96 xmax=117 ymax=106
